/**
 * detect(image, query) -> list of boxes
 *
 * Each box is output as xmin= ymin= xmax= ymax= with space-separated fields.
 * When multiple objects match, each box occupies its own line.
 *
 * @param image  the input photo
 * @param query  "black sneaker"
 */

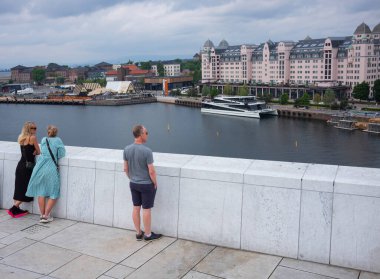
xmin=12 ymin=207 xmax=29 ymax=218
xmin=136 ymin=231 xmax=144 ymax=241
xmin=144 ymin=232 xmax=162 ymax=242
xmin=6 ymin=205 xmax=17 ymax=217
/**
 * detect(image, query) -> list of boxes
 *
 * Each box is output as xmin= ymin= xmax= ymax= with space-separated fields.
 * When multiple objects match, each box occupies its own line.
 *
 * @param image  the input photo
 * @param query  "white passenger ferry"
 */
xmin=201 ymin=95 xmax=278 ymax=119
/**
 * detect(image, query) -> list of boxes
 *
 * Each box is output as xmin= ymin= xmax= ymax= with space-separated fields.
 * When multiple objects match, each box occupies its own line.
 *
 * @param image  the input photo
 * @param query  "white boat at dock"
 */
xmin=201 ymin=95 xmax=278 ymax=119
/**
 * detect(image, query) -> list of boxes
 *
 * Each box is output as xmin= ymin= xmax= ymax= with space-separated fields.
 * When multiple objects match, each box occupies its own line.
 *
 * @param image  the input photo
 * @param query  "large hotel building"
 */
xmin=201 ymin=23 xmax=380 ymax=96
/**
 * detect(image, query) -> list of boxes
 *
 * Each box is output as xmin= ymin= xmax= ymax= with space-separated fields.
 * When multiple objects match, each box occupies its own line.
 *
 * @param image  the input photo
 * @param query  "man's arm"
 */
xmin=124 ymin=161 xmax=130 ymax=178
xmin=148 ymin=163 xmax=157 ymax=189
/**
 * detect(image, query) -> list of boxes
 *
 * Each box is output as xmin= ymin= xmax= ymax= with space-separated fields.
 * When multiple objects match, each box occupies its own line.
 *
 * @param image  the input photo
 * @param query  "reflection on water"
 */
xmin=0 ymin=103 xmax=379 ymax=168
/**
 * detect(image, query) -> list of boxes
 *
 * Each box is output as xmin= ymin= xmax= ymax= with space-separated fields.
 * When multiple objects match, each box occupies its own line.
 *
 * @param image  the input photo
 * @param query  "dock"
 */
xmin=275 ymin=107 xmax=331 ymax=121
xmin=85 ymin=97 xmax=156 ymax=106
xmin=0 ymin=97 xmax=86 ymax=105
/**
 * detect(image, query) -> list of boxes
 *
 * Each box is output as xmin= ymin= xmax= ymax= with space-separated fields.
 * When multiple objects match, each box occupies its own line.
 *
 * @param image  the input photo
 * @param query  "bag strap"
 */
xmin=46 ymin=138 xmax=59 ymax=169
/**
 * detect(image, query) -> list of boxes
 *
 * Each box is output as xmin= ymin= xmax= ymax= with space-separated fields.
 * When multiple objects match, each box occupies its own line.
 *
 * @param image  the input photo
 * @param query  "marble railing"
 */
xmin=0 ymin=141 xmax=379 ymax=273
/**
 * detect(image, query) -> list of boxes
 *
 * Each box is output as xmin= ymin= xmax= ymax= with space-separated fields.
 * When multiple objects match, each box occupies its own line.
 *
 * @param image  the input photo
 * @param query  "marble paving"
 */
xmin=0 ymin=209 xmax=378 ymax=279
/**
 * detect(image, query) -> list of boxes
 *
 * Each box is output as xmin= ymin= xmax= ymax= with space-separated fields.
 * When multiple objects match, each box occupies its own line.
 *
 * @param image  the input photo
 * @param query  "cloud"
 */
xmin=0 ymin=0 xmax=379 ymax=68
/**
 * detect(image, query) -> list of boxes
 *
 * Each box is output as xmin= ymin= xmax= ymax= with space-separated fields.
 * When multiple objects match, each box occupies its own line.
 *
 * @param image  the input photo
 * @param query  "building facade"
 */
xmin=201 ymin=22 xmax=380 ymax=96
xmin=11 ymin=65 xmax=33 ymax=83
xmin=151 ymin=61 xmax=181 ymax=76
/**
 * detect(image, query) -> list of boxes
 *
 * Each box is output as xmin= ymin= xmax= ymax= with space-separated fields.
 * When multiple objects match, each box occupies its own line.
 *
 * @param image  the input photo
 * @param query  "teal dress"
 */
xmin=26 ymin=137 xmax=66 ymax=199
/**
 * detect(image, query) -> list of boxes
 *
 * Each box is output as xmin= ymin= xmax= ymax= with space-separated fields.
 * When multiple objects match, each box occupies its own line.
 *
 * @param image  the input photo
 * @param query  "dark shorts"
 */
xmin=130 ymin=182 xmax=157 ymax=209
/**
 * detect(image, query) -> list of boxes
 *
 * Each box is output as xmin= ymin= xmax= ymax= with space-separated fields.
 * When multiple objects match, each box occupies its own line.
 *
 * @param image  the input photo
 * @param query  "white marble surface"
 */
xmin=153 ymin=152 xmax=194 ymax=177
xmin=244 ymin=160 xmax=308 ymax=189
xmin=298 ymin=191 xmax=333 ymax=264
xmin=66 ymin=167 xmax=96 ymax=223
xmin=241 ymin=184 xmax=300 ymax=258
xmin=0 ymin=160 xmax=3 ymax=208
xmin=94 ymin=169 xmax=115 ymax=226
xmin=181 ymin=155 xmax=252 ymax=183
xmin=1 ymin=140 xmax=380 ymax=273
xmin=331 ymin=194 xmax=380 ymax=273
xmin=335 ymin=166 xmax=380 ymax=197
xmin=302 ymin=164 xmax=338 ymax=192
xmin=178 ymin=178 xmax=242 ymax=248
xmin=113 ymin=171 xmax=134 ymax=230
xmin=151 ymin=175 xmax=180 ymax=237
xmin=2 ymin=160 xmax=18 ymax=209
xmin=52 ymin=165 xmax=69 ymax=218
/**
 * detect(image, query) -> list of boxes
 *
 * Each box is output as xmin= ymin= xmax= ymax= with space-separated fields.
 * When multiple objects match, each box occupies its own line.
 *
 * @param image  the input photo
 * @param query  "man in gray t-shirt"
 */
xmin=123 ymin=125 xmax=162 ymax=242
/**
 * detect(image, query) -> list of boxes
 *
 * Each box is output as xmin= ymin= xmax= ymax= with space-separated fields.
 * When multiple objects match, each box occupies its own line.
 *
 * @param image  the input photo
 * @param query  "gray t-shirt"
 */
xmin=123 ymin=143 xmax=154 ymax=184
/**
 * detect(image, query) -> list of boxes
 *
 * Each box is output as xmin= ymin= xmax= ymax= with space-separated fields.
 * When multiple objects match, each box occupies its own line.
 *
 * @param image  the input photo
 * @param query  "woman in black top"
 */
xmin=7 ymin=121 xmax=41 ymax=218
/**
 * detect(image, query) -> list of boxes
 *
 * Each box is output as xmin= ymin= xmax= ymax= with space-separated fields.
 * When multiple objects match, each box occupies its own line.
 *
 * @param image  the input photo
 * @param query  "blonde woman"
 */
xmin=7 ymin=121 xmax=41 ymax=218
xmin=26 ymin=125 xmax=66 ymax=223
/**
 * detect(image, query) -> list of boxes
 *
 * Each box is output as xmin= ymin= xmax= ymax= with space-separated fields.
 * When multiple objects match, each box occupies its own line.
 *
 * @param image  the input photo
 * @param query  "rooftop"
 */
xmin=0 ymin=209 xmax=376 ymax=279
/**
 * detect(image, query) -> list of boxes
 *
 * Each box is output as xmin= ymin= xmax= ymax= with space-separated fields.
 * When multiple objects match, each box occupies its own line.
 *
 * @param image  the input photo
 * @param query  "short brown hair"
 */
xmin=47 ymin=125 xmax=58 ymax=137
xmin=132 ymin=125 xmax=144 ymax=138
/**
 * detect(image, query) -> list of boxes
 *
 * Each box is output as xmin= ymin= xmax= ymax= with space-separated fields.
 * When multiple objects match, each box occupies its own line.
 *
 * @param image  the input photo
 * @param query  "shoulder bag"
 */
xmin=46 ymin=138 xmax=59 ymax=171
xmin=22 ymin=145 xmax=35 ymax=170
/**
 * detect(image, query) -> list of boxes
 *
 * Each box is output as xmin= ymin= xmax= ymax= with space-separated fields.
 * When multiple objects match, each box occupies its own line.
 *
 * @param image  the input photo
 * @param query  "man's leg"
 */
xmin=142 ymin=208 xmax=151 ymax=236
xmin=132 ymin=206 xmax=142 ymax=234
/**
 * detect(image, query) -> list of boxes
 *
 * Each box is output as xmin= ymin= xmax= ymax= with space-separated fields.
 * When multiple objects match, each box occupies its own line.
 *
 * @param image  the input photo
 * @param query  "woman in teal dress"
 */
xmin=26 ymin=125 xmax=66 ymax=223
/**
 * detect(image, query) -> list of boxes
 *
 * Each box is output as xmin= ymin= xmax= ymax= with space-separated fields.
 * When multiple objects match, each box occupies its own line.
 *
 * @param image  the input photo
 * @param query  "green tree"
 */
xmin=279 ymin=93 xmax=289 ymax=105
xmin=238 ymin=84 xmax=249 ymax=96
xmin=187 ymin=87 xmax=198 ymax=97
xmin=31 ymin=68 xmax=46 ymax=85
xmin=313 ymin=93 xmax=321 ymax=104
xmin=223 ymin=83 xmax=232 ymax=95
xmin=157 ymin=62 xmax=165 ymax=77
xmin=210 ymin=87 xmax=218 ymax=99
xmin=202 ymin=85 xmax=210 ymax=96
xmin=96 ymin=78 xmax=107 ymax=87
xmin=373 ymin=79 xmax=380 ymax=103
xmin=76 ymin=77 xmax=84 ymax=85
xmin=263 ymin=93 xmax=272 ymax=103
xmin=322 ymin=89 xmax=336 ymax=106
xmin=339 ymin=99 xmax=349 ymax=110
xmin=171 ymin=89 xmax=181 ymax=96
xmin=294 ymin=93 xmax=310 ymax=107
xmin=353 ymin=81 xmax=370 ymax=101
xmin=140 ymin=61 xmax=152 ymax=70
xmin=192 ymin=69 xmax=201 ymax=83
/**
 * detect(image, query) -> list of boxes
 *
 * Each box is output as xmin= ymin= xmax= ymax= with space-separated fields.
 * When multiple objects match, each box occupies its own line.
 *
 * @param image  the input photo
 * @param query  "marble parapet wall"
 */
xmin=0 ymin=141 xmax=379 ymax=273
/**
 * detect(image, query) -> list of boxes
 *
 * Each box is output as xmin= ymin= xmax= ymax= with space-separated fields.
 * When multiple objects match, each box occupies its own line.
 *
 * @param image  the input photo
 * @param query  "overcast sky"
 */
xmin=1 ymin=0 xmax=379 ymax=69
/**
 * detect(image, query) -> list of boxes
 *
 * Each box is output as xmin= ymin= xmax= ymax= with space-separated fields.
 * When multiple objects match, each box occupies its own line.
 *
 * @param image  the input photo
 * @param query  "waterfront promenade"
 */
xmin=0 ymin=209 xmax=379 ymax=279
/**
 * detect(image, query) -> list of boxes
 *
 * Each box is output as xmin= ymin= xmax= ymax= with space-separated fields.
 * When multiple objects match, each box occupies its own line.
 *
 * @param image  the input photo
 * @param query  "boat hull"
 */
xmin=201 ymin=108 xmax=277 ymax=118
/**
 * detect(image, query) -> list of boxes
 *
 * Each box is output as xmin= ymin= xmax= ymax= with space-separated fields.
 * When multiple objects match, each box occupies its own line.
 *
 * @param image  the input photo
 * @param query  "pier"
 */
xmin=85 ymin=96 xmax=157 ymax=106
xmin=175 ymin=98 xmax=202 ymax=108
xmin=0 ymin=96 xmax=157 ymax=106
xmin=275 ymin=107 xmax=331 ymax=121
xmin=0 ymin=97 xmax=86 ymax=105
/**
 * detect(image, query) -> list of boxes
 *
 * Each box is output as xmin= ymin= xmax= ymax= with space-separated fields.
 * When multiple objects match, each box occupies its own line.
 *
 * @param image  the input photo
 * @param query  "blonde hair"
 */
xmin=47 ymin=125 xmax=58 ymax=137
xmin=17 ymin=121 xmax=36 ymax=144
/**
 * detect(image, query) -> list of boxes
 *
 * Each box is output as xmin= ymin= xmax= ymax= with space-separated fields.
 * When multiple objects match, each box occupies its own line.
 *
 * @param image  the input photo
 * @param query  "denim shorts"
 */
xmin=130 ymin=182 xmax=156 ymax=209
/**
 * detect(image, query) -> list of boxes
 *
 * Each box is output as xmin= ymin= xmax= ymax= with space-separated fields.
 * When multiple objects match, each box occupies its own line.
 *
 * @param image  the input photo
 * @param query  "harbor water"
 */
xmin=0 ymin=103 xmax=379 ymax=168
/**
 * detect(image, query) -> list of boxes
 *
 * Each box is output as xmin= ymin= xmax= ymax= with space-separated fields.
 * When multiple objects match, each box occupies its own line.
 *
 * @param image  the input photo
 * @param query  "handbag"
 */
xmin=21 ymin=145 xmax=35 ymax=170
xmin=25 ymin=161 xmax=35 ymax=169
xmin=46 ymin=138 xmax=59 ymax=172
